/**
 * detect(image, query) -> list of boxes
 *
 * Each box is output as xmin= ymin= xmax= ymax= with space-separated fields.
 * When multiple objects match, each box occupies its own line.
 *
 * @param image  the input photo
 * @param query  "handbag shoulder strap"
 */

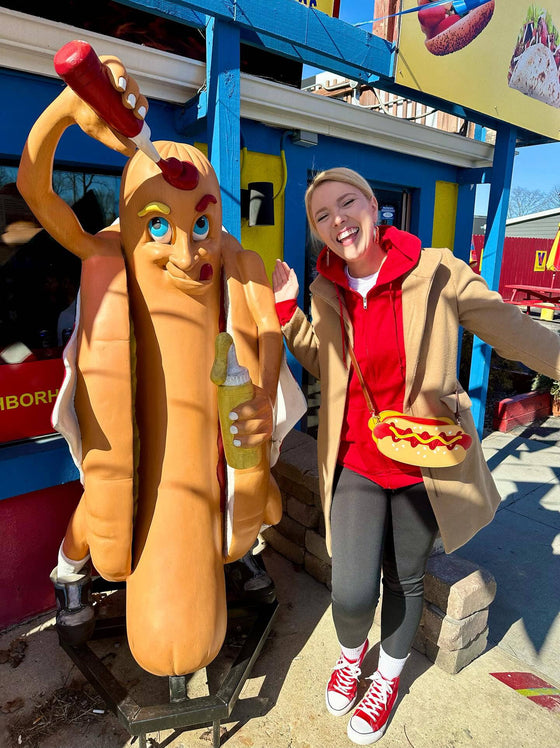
xmin=346 ymin=341 xmax=377 ymax=417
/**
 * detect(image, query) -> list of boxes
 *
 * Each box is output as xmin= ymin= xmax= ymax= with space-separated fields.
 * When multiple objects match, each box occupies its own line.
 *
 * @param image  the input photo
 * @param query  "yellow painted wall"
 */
xmin=432 ymin=181 xmax=458 ymax=251
xmin=195 ymin=143 xmax=285 ymax=280
xmin=240 ymin=149 xmax=285 ymax=280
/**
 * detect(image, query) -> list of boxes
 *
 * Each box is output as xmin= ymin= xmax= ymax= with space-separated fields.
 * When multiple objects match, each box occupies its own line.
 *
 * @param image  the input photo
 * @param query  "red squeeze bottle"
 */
xmin=53 ymin=40 xmax=198 ymax=190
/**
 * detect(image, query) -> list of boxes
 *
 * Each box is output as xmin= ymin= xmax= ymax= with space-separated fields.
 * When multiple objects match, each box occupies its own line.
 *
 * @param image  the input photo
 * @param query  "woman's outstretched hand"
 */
xmin=272 ymin=259 xmax=299 ymax=304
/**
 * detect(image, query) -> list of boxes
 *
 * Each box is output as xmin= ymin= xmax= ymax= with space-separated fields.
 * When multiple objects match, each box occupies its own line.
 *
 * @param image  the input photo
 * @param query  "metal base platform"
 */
xmin=58 ymin=599 xmax=278 ymax=748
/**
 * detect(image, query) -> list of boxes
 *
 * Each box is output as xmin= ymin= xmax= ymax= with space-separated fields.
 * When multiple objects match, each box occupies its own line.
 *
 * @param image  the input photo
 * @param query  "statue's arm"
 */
xmin=17 ymin=56 xmax=145 ymax=260
xmin=233 ymin=242 xmax=282 ymax=406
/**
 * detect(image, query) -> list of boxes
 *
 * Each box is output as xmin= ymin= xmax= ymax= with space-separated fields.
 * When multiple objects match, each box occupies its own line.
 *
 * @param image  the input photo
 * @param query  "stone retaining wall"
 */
xmin=265 ymin=429 xmax=497 ymax=674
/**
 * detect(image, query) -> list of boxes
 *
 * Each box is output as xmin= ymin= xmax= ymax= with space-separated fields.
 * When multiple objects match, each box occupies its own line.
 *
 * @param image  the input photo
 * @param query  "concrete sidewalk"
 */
xmin=463 ymin=420 xmax=560 ymax=688
xmin=1 ymin=424 xmax=559 ymax=748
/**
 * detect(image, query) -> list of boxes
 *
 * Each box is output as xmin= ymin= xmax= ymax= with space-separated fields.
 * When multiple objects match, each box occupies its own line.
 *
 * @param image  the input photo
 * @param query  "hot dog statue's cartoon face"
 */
xmin=17 ymin=50 xmax=283 ymax=677
xmin=120 ymin=143 xmax=222 ymax=298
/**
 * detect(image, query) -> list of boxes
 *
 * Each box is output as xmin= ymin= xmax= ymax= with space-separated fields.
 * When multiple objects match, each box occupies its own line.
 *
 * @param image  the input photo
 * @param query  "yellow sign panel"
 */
xmin=395 ymin=1 xmax=560 ymax=141
xmin=535 ymin=249 xmax=548 ymax=270
xmin=293 ymin=0 xmax=339 ymax=17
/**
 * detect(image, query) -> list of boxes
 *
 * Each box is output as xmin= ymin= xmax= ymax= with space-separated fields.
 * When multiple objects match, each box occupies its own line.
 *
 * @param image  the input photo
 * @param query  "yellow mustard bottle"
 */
xmin=211 ymin=332 xmax=261 ymax=470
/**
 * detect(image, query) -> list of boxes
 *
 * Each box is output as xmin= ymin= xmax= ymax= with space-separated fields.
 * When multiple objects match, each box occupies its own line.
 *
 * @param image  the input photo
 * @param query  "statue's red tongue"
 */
xmin=199 ymin=264 xmax=213 ymax=282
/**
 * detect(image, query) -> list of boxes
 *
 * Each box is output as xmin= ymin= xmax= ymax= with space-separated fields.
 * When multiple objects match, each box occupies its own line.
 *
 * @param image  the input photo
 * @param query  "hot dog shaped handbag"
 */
xmin=347 ymin=340 xmax=472 ymax=468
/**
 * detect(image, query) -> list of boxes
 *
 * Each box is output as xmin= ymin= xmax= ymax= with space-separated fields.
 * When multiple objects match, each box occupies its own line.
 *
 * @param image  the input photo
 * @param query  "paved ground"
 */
xmin=461 ymin=421 xmax=560 ymax=686
xmin=1 ymin=423 xmax=559 ymax=748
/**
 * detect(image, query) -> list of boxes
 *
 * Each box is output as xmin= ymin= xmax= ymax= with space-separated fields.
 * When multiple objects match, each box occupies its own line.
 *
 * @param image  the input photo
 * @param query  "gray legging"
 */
xmin=330 ymin=466 xmax=439 ymax=658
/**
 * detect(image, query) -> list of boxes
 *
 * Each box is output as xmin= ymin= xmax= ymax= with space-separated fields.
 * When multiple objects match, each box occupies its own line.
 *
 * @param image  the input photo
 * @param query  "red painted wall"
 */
xmin=0 ymin=482 xmax=82 ymax=630
xmin=0 ymin=358 xmax=64 ymax=443
xmin=472 ymin=236 xmax=557 ymax=297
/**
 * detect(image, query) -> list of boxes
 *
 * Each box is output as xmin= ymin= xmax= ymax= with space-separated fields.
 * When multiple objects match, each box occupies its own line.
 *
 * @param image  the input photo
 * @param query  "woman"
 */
xmin=272 ymin=167 xmax=560 ymax=745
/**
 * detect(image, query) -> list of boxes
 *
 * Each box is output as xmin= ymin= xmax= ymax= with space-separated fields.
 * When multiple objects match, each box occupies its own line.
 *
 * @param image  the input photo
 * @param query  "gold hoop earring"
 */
xmin=375 ymin=225 xmax=380 ymax=244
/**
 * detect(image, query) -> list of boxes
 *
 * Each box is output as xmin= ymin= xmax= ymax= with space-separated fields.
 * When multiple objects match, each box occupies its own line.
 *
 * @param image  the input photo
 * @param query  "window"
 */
xmin=0 ymin=165 xmax=119 ymax=357
xmin=0 ymin=164 xmax=120 ymax=443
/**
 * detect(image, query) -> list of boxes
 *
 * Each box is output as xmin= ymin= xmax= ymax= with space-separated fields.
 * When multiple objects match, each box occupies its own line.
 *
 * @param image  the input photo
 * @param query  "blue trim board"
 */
xmin=114 ymin=0 xmax=395 ymax=82
xmin=455 ymin=182 xmax=477 ymax=265
xmin=371 ymin=79 xmax=554 ymax=148
xmin=206 ymin=16 xmax=241 ymax=239
xmin=0 ymin=436 xmax=79 ymax=502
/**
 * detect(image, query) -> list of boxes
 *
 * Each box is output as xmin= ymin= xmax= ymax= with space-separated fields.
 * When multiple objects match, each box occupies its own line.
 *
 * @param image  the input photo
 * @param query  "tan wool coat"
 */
xmin=282 ymin=247 xmax=560 ymax=555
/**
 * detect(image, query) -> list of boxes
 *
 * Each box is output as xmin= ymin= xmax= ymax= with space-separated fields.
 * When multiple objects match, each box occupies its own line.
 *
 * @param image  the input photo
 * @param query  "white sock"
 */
xmin=57 ymin=541 xmax=90 ymax=581
xmin=377 ymin=646 xmax=408 ymax=680
xmin=340 ymin=640 xmax=367 ymax=662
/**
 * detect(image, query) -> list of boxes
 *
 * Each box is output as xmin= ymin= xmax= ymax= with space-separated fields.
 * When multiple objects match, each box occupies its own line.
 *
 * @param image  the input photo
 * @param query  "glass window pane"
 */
xmin=0 ymin=164 xmax=120 ymax=443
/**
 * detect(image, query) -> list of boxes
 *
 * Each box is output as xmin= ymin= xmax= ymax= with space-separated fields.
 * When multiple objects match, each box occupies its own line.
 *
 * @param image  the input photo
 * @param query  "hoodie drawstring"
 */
xmin=391 ymin=282 xmax=406 ymax=382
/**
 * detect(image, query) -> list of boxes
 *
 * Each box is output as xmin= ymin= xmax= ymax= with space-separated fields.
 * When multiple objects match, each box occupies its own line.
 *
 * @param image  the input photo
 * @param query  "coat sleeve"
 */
xmin=447 ymin=251 xmax=560 ymax=380
xmin=281 ymin=306 xmax=321 ymax=381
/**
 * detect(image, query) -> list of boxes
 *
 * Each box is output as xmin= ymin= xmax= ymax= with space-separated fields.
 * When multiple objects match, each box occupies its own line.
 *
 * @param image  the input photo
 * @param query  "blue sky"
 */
xmin=329 ymin=2 xmax=559 ymax=213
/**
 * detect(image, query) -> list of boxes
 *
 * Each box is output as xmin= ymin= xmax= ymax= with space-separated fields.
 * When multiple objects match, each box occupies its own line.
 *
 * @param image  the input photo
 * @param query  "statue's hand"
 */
xmin=229 ymin=385 xmax=274 ymax=448
xmin=62 ymin=55 xmax=149 ymax=157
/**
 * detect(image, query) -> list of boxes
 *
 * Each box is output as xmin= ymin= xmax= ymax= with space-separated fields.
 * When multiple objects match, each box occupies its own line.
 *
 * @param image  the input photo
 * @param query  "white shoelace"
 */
xmin=358 ymin=672 xmax=395 ymax=717
xmin=331 ymin=656 xmax=362 ymax=695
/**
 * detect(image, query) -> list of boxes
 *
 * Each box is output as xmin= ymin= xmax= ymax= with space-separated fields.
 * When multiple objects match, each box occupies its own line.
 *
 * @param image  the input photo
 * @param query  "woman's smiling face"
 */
xmin=310 ymin=180 xmax=380 ymax=276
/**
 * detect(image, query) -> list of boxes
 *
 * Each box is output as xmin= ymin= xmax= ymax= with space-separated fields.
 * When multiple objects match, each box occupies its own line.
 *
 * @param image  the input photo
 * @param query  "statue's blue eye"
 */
xmin=148 ymin=217 xmax=172 ymax=243
xmin=192 ymin=215 xmax=210 ymax=241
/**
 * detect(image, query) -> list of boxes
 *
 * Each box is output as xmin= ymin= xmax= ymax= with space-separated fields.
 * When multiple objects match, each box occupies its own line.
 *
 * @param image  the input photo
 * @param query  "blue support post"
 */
xmin=414 ymin=182 xmax=437 ymax=249
xmin=455 ymin=182 xmax=477 ymax=265
xmin=454 ymin=181 xmax=477 ymax=377
xmin=468 ymin=123 xmax=517 ymax=436
xmin=281 ymin=144 xmax=310 ymax=388
xmin=206 ymin=16 xmax=241 ymax=239
xmin=474 ymin=123 xmax=486 ymax=142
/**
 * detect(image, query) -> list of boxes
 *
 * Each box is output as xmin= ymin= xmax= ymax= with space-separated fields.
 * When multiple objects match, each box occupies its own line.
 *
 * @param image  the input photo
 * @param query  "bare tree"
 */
xmin=52 ymin=171 xmax=96 ymax=204
xmin=508 ymin=186 xmax=560 ymax=218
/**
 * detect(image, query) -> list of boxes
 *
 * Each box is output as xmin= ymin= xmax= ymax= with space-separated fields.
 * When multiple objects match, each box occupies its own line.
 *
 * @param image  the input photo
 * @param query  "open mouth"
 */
xmin=166 ymin=261 xmax=214 ymax=295
xmin=199 ymin=263 xmax=213 ymax=281
xmin=337 ymin=227 xmax=359 ymax=243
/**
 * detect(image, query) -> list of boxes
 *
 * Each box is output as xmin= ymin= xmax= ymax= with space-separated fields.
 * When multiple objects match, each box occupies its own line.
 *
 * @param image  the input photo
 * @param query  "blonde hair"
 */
xmin=305 ymin=167 xmax=376 ymax=237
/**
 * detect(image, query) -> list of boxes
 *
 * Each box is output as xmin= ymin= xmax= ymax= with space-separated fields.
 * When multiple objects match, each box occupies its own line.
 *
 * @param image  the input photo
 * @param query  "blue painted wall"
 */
xmin=0 ymin=68 xmax=185 ymax=167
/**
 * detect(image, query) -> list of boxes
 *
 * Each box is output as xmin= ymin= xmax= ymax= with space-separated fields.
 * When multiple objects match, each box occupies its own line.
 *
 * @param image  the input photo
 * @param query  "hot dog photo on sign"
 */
xmin=417 ymin=0 xmax=495 ymax=55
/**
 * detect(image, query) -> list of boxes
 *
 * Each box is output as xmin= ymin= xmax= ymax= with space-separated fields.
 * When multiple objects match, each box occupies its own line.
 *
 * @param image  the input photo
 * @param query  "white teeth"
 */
xmin=337 ymin=227 xmax=358 ymax=242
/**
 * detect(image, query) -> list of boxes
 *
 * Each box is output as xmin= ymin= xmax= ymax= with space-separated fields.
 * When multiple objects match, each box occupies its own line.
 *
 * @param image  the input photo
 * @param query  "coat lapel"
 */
xmin=401 ymin=249 xmax=442 ymax=408
xmin=310 ymin=275 xmax=354 ymax=347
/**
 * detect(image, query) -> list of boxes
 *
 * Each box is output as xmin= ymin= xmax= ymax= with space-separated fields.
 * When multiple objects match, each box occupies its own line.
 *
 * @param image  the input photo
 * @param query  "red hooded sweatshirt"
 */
xmin=277 ymin=225 xmax=423 ymax=489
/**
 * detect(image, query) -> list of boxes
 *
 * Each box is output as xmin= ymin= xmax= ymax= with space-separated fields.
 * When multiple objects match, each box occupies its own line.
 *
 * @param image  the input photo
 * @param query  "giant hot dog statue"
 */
xmin=17 ymin=42 xmax=284 ymax=676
